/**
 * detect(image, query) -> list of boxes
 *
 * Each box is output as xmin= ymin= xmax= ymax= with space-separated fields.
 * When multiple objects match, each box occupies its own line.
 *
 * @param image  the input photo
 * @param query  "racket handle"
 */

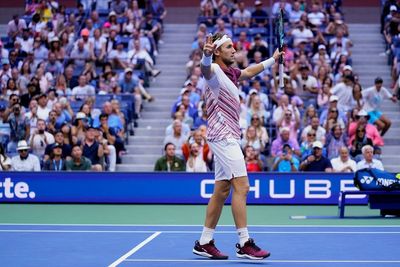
xmin=279 ymin=63 xmax=284 ymax=88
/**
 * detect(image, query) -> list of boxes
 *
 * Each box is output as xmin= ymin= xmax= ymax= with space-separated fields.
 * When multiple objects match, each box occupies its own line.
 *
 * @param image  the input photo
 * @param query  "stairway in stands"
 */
xmin=117 ymin=24 xmax=196 ymax=171
xmin=349 ymin=23 xmax=400 ymax=172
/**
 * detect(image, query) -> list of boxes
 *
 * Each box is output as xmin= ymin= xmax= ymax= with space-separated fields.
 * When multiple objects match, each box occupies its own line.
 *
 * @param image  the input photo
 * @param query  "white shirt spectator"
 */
xmin=272 ymin=2 xmax=292 ymax=16
xmin=108 ymin=49 xmax=128 ymax=61
xmin=16 ymin=37 xmax=34 ymax=53
xmin=331 ymin=82 xmax=354 ymax=112
xmin=186 ymin=155 xmax=208 ymax=172
xmin=11 ymin=154 xmax=41 ymax=171
xmin=289 ymin=9 xmax=304 ymax=24
xmin=356 ymin=159 xmax=384 ymax=171
xmin=301 ymin=125 xmax=326 ymax=144
xmin=7 ymin=18 xmax=27 ymax=37
xmin=29 ymin=132 xmax=55 ymax=157
xmin=71 ymin=84 xmax=96 ymax=100
xmin=331 ymin=157 xmax=357 ymax=172
xmin=0 ymin=154 xmax=11 ymax=170
xmin=127 ymin=49 xmax=154 ymax=66
xmin=163 ymin=134 xmax=188 ymax=157
xmin=37 ymin=106 xmax=51 ymax=121
xmin=0 ymin=47 xmax=9 ymax=60
xmin=291 ymin=28 xmax=314 ymax=46
xmin=307 ymin=11 xmax=325 ymax=26
xmin=232 ymin=9 xmax=252 ymax=24
xmin=362 ymin=86 xmax=393 ymax=112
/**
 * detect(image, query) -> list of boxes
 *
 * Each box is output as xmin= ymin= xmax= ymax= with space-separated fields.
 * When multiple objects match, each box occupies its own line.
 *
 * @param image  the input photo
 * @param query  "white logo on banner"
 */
xmin=0 ymin=178 xmax=36 ymax=199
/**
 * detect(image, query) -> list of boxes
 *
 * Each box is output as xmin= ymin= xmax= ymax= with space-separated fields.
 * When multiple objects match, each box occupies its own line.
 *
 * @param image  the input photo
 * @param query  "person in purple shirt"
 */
xmin=270 ymin=127 xmax=301 ymax=158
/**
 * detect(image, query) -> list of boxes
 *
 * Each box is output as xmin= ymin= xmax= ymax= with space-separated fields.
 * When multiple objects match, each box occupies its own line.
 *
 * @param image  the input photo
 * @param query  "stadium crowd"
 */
xmin=0 ymin=0 xmax=166 ymax=171
xmin=155 ymin=0 xmax=398 ymax=173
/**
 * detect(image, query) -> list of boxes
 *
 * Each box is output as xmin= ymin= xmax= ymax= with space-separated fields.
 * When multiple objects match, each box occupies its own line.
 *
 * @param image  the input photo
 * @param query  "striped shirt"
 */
xmin=205 ymin=64 xmax=242 ymax=142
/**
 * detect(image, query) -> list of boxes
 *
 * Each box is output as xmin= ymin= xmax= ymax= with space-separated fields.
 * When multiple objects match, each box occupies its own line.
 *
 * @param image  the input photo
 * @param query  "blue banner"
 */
xmin=0 ymin=172 xmax=367 ymax=204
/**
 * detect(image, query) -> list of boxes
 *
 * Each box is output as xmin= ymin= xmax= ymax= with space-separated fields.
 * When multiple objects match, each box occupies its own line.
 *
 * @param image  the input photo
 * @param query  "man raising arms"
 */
xmin=193 ymin=33 xmax=282 ymax=260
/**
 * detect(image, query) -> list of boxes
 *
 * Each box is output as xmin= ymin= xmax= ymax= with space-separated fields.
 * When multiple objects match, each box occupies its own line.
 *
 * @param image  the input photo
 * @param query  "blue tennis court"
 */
xmin=1 ymin=224 xmax=399 ymax=267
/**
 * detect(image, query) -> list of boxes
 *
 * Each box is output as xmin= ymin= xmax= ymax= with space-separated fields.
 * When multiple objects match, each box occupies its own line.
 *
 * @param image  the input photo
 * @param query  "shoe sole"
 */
xmin=193 ymin=249 xmax=228 ymax=260
xmin=236 ymin=252 xmax=271 ymax=260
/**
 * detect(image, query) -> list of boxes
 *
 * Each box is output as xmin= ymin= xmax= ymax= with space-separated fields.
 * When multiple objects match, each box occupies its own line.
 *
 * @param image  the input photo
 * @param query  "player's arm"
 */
xmin=239 ymin=49 xmax=282 ymax=81
xmin=201 ymin=34 xmax=216 ymax=80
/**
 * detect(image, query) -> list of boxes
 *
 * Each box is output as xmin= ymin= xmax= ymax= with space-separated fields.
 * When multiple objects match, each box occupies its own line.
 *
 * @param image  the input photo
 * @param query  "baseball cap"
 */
xmin=103 ymin=22 xmax=111 ymax=28
xmin=343 ymin=65 xmax=352 ymax=71
xmin=124 ymin=67 xmax=133 ymax=74
xmin=81 ymin=28 xmax=90 ymax=36
xmin=52 ymin=143 xmax=63 ymax=149
xmin=329 ymin=95 xmax=339 ymax=102
xmin=0 ymin=104 xmax=6 ymax=111
xmin=374 ymin=77 xmax=383 ymax=84
xmin=249 ymin=89 xmax=258 ymax=95
xmin=390 ymin=5 xmax=397 ymax=12
xmin=180 ymin=87 xmax=190 ymax=95
xmin=75 ymin=112 xmax=86 ymax=120
xmin=357 ymin=109 xmax=369 ymax=117
xmin=312 ymin=141 xmax=323 ymax=149
xmin=255 ymin=0 xmax=262 ymax=5
xmin=318 ymin=44 xmax=326 ymax=50
xmin=109 ymin=11 xmax=117 ymax=17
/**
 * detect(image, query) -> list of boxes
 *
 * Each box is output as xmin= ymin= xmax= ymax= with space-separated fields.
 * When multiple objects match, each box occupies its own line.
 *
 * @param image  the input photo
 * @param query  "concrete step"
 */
xmin=122 ymin=154 xmax=160 ymax=164
xmin=141 ymin=111 xmax=172 ymax=119
xmin=135 ymin=127 xmax=166 ymax=136
xmin=381 ymin=145 xmax=400 ymax=154
xmin=129 ymin=133 xmax=166 ymax=143
xmin=380 ymin=155 xmax=400 ymax=165
xmin=116 ymin=164 xmax=154 ymax=172
xmin=137 ymin=119 xmax=170 ymax=128
xmin=144 ymin=98 xmax=178 ymax=105
xmin=382 ymin=138 xmax=400 ymax=145
xmin=382 ymin=165 xmax=398 ymax=172
xmin=142 ymin=105 xmax=173 ymax=112
xmin=125 ymin=144 xmax=163 ymax=155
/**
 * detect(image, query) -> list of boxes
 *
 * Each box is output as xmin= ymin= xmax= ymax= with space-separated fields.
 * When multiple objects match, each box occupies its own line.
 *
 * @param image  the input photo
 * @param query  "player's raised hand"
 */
xmin=203 ymin=34 xmax=216 ymax=57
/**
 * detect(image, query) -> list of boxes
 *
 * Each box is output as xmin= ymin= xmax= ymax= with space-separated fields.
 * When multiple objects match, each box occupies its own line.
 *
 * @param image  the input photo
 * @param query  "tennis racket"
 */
xmin=276 ymin=8 xmax=284 ymax=89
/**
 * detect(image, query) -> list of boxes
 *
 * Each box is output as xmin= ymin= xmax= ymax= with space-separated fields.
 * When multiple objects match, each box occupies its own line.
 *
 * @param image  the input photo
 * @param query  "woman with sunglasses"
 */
xmin=350 ymin=125 xmax=373 ymax=161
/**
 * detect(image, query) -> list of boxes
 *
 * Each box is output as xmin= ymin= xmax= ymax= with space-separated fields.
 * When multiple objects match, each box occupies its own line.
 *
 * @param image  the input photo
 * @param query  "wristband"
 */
xmin=261 ymin=58 xmax=275 ymax=70
xmin=201 ymin=54 xmax=212 ymax=66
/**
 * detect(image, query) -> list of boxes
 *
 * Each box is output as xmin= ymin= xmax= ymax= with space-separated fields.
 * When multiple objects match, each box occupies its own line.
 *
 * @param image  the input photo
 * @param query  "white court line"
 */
xmin=1 ymin=229 xmax=400 ymax=234
xmin=124 ymin=259 xmax=400 ymax=264
xmin=108 ymin=231 xmax=161 ymax=267
xmin=0 ymin=223 xmax=399 ymax=228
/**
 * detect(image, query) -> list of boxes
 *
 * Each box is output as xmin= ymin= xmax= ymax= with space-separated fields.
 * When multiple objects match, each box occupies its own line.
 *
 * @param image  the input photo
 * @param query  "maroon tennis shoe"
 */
xmin=193 ymin=240 xmax=228 ymax=260
xmin=236 ymin=238 xmax=270 ymax=260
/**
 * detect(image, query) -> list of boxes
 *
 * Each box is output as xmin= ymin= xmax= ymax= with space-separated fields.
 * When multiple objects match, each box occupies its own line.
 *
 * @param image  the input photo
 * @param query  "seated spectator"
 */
xmin=272 ymin=94 xmax=300 ymax=124
xmin=290 ymin=20 xmax=314 ymax=47
xmin=319 ymin=95 xmax=347 ymax=126
xmin=163 ymin=120 xmax=188 ymax=157
xmin=307 ymin=3 xmax=326 ymax=27
xmin=11 ymin=140 xmax=41 ymax=171
xmin=71 ymin=75 xmax=96 ymax=101
xmin=329 ymin=27 xmax=352 ymax=61
xmin=331 ymin=147 xmax=357 ymax=172
xmin=244 ymin=145 xmax=263 ymax=172
xmin=71 ymin=112 xmax=88 ymax=145
xmin=247 ymin=95 xmax=270 ymax=125
xmin=82 ymin=126 xmax=104 ymax=171
xmin=186 ymin=142 xmax=208 ymax=172
xmin=348 ymin=109 xmax=384 ymax=148
xmin=214 ymin=19 xmax=233 ymax=37
xmin=295 ymin=64 xmax=318 ymax=107
xmin=166 ymin=112 xmax=191 ymax=137
xmin=300 ymin=141 xmax=333 ymax=172
xmin=42 ymin=143 xmax=67 ymax=171
xmin=127 ymin=38 xmax=161 ymax=77
xmin=98 ymin=113 xmax=124 ymax=166
xmin=182 ymin=130 xmax=211 ymax=164
xmin=301 ymin=116 xmax=326 ymax=145
xmin=289 ymin=1 xmax=304 ymax=24
xmin=232 ymin=1 xmax=251 ymax=28
xmin=251 ymin=1 xmax=268 ymax=27
xmin=323 ymin=107 xmax=345 ymax=132
xmin=93 ymin=102 xmax=125 ymax=137
xmin=249 ymin=114 xmax=269 ymax=147
xmin=43 ymin=131 xmax=72 ymax=162
xmin=0 ymin=143 xmax=11 ymax=170
xmin=70 ymin=39 xmax=90 ymax=71
xmin=270 ymin=127 xmax=301 ymax=158
xmin=241 ymin=125 xmax=265 ymax=155
xmin=66 ymin=144 xmax=92 ymax=171
xmin=272 ymin=144 xmax=300 ymax=172
xmin=350 ymin=125 xmax=374 ymax=161
xmin=193 ymin=102 xmax=208 ymax=129
xmin=29 ymin=119 xmax=55 ymax=158
xmin=154 ymin=143 xmax=185 ymax=171
xmin=247 ymin=34 xmax=269 ymax=60
xmin=356 ymin=145 xmax=384 ymax=171
xmin=325 ymin=124 xmax=347 ymax=159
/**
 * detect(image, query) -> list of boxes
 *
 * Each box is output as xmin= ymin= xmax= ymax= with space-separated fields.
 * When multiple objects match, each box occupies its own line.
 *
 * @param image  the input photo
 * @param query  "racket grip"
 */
xmin=279 ymin=63 xmax=284 ymax=88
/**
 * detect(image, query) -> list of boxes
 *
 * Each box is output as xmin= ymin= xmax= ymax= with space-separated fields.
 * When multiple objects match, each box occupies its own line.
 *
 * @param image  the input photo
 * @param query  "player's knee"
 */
xmin=218 ymin=187 xmax=231 ymax=200
xmin=236 ymin=184 xmax=250 ymax=196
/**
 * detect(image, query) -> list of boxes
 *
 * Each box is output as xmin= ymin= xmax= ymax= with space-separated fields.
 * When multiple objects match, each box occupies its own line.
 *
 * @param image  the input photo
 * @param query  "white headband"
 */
xmin=213 ymin=35 xmax=231 ymax=49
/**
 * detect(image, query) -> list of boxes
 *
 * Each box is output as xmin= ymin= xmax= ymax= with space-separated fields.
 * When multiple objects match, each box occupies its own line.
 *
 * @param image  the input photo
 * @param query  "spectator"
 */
xmin=323 ymin=107 xmax=345 ymax=132
xmin=42 ymin=143 xmax=67 ymax=171
xmin=241 ymin=125 xmax=265 ymax=155
xmin=29 ymin=119 xmax=55 ymax=158
xmin=301 ymin=116 xmax=326 ymax=145
xmin=247 ymin=34 xmax=269 ymax=60
xmin=7 ymin=14 xmax=27 ymax=40
xmin=307 ymin=3 xmax=326 ymax=27
xmin=66 ymin=144 xmax=92 ymax=171
xmin=71 ymin=75 xmax=96 ymax=101
xmin=270 ymin=127 xmax=300 ymax=158
xmin=290 ymin=20 xmax=314 ymax=47
xmin=82 ymin=126 xmax=104 ymax=171
xmin=296 ymin=64 xmax=318 ymax=107
xmin=348 ymin=109 xmax=384 ymax=148
xmin=163 ymin=120 xmax=188 ymax=157
xmin=70 ymin=39 xmax=90 ymax=71
xmin=11 ymin=140 xmax=40 ymax=171
xmin=272 ymin=144 xmax=299 ymax=172
xmin=325 ymin=124 xmax=347 ymax=159
xmin=36 ymin=94 xmax=51 ymax=121
xmin=300 ymin=129 xmax=317 ymax=157
xmin=232 ymin=1 xmax=252 ymax=28
xmin=251 ymin=1 xmax=268 ymax=27
xmin=44 ymin=131 xmax=72 ymax=162
xmin=350 ymin=125 xmax=374 ymax=161
xmin=154 ymin=142 xmax=185 ymax=171
xmin=362 ymin=77 xmax=397 ymax=136
xmin=300 ymin=141 xmax=333 ymax=172
xmin=331 ymin=146 xmax=357 ymax=172
xmin=0 ymin=143 xmax=11 ymax=170
xmin=244 ymin=145 xmax=263 ymax=172
xmin=356 ymin=145 xmax=384 ymax=171
xmin=7 ymin=103 xmax=30 ymax=153
xmin=186 ymin=142 xmax=208 ymax=172
xmin=127 ymin=38 xmax=161 ymax=77
xmin=182 ymin=130 xmax=210 ymax=164
xmin=276 ymin=106 xmax=300 ymax=141
xmin=289 ymin=1 xmax=304 ymax=24
xmin=249 ymin=114 xmax=269 ymax=148
xmin=319 ymin=95 xmax=347 ymax=126
xmin=214 ymin=19 xmax=233 ymax=38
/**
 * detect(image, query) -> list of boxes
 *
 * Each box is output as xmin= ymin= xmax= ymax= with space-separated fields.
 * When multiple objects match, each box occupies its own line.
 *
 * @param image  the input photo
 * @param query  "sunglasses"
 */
xmin=357 ymin=130 xmax=365 ymax=133
xmin=330 ymin=110 xmax=338 ymax=112
xmin=251 ymin=118 xmax=259 ymax=121
xmin=18 ymin=149 xmax=28 ymax=152
xmin=308 ymin=134 xmax=316 ymax=136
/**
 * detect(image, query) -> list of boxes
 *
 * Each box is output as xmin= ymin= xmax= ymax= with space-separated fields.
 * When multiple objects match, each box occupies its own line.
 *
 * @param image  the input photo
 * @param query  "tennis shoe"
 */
xmin=236 ymin=238 xmax=270 ymax=260
xmin=193 ymin=240 xmax=228 ymax=260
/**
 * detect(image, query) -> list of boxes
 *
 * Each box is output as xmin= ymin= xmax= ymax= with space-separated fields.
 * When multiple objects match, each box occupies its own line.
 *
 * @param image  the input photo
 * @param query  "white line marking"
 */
xmin=124 ymin=259 xmax=400 ymax=263
xmin=0 ymin=230 xmax=400 ymax=234
xmin=108 ymin=231 xmax=161 ymax=267
xmin=0 ymin=223 xmax=399 ymax=228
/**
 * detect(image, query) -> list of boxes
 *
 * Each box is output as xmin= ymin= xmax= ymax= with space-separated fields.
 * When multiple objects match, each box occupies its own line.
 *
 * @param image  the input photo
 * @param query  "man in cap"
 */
xmin=11 ymin=140 xmax=40 ymax=171
xmin=193 ymin=32 xmax=283 ymax=259
xmin=300 ymin=141 xmax=333 ymax=172
xmin=319 ymin=95 xmax=347 ymax=125
xmin=42 ymin=143 xmax=66 ymax=171
xmin=251 ymin=1 xmax=268 ymax=27
xmin=330 ymin=74 xmax=355 ymax=112
xmin=272 ymin=143 xmax=299 ymax=172
xmin=362 ymin=77 xmax=397 ymax=136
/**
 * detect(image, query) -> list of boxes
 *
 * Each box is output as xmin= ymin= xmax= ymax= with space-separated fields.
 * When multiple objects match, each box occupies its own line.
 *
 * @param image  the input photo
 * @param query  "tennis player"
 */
xmin=192 ymin=33 xmax=283 ymax=260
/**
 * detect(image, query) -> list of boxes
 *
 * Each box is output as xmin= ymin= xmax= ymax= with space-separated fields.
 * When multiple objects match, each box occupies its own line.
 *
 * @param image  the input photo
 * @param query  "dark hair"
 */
xmin=164 ymin=142 xmax=175 ymax=151
xmin=99 ymin=113 xmax=108 ymax=120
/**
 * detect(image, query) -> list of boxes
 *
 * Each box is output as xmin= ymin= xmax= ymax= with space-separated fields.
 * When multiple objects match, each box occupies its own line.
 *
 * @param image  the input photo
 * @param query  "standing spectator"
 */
xmin=154 ymin=143 xmax=185 ymax=171
xmin=42 ymin=143 xmax=67 ymax=171
xmin=11 ymin=140 xmax=41 ymax=171
xmin=272 ymin=144 xmax=299 ymax=172
xmin=29 ymin=119 xmax=55 ymax=158
xmin=300 ymin=141 xmax=333 ymax=172
xmin=331 ymin=147 xmax=357 ymax=172
xmin=7 ymin=103 xmax=30 ymax=153
xmin=356 ymin=145 xmax=384 ymax=171
xmin=241 ymin=125 xmax=264 ymax=155
xmin=186 ymin=142 xmax=208 ymax=172
xmin=0 ymin=143 xmax=11 ymax=170
xmin=66 ymin=144 xmax=92 ymax=171
xmin=362 ymin=77 xmax=397 ymax=136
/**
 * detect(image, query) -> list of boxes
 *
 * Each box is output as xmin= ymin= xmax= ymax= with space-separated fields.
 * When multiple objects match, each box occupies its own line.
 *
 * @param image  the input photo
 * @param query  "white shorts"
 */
xmin=208 ymin=138 xmax=248 ymax=181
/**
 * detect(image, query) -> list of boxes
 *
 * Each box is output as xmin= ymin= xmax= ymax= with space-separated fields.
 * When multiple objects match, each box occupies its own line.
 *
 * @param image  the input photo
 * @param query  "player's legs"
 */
xmin=204 ymin=179 xmax=231 ymax=229
xmin=379 ymin=114 xmax=391 ymax=136
xmin=230 ymin=176 xmax=249 ymax=229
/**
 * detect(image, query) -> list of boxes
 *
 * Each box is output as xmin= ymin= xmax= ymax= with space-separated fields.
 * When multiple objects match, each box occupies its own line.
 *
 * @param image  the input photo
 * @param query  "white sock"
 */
xmin=237 ymin=227 xmax=250 ymax=247
xmin=199 ymin=227 xmax=215 ymax=245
